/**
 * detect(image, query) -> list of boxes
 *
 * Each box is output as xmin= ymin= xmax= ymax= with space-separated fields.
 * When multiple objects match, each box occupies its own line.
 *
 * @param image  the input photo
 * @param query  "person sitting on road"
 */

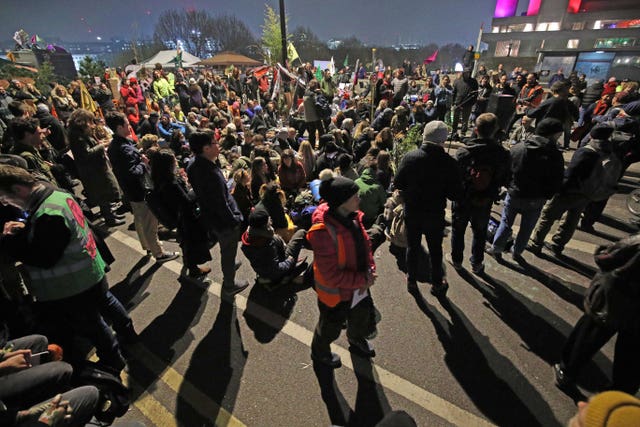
xmin=241 ymin=208 xmax=308 ymax=291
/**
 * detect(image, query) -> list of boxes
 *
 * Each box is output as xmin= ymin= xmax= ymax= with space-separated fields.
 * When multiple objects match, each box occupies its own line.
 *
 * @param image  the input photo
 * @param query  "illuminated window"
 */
xmin=594 ymin=20 xmax=601 ymax=30
xmin=493 ymin=26 xmax=500 ymax=33
xmin=572 ymin=22 xmax=584 ymax=30
xmin=536 ymin=22 xmax=548 ymax=31
xmin=548 ymin=22 xmax=560 ymax=31
xmin=594 ymin=38 xmax=636 ymax=48
xmin=495 ymin=40 xmax=520 ymax=57
xmin=567 ymin=39 xmax=580 ymax=48
xmin=524 ymin=23 xmax=534 ymax=32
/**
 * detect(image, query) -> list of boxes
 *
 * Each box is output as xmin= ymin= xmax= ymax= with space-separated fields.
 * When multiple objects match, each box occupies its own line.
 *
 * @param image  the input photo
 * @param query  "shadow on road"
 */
xmin=243 ymin=282 xmax=302 ymax=343
xmin=312 ymin=362 xmax=350 ymax=426
xmin=176 ymin=299 xmax=247 ymax=426
xmin=410 ymin=289 xmax=561 ymax=427
xmin=109 ymin=256 xmax=159 ymax=311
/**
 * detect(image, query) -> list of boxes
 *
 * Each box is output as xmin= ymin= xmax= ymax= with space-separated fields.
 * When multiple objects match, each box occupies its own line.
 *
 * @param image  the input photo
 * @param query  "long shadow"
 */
xmin=176 ymin=300 xmax=247 ymax=426
xmin=500 ymin=258 xmax=586 ymax=310
xmin=349 ymin=355 xmax=392 ymax=427
xmin=109 ymin=256 xmax=159 ymax=311
xmin=463 ymin=270 xmax=611 ymax=394
xmin=243 ymin=282 xmax=300 ymax=343
xmin=411 ymin=291 xmax=560 ymax=426
xmin=126 ymin=279 xmax=209 ymax=402
xmin=312 ymin=362 xmax=351 ymax=426
xmin=582 ymin=228 xmax=621 ymax=243
xmin=534 ymin=251 xmax=597 ymax=279
xmin=598 ymin=214 xmax=639 ymax=234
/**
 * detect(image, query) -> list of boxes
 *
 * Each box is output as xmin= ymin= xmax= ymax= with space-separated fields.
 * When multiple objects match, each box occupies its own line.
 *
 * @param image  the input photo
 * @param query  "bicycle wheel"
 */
xmin=627 ymin=188 xmax=640 ymax=216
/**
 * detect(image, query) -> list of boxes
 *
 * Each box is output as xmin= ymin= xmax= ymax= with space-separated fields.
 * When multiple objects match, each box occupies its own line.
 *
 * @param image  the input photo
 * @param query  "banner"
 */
xmin=287 ymin=42 xmax=300 ymax=63
xmin=423 ymin=50 xmax=439 ymax=64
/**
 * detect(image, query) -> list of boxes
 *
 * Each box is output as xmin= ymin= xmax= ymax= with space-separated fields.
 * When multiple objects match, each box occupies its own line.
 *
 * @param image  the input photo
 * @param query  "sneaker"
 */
xmin=407 ymin=280 xmax=419 ymax=293
xmin=431 ymin=279 xmax=449 ymax=297
xmin=485 ymin=247 xmax=503 ymax=261
xmin=445 ymin=254 xmax=463 ymax=270
xmin=526 ymin=242 xmax=542 ymax=256
xmin=222 ymin=280 xmax=249 ymax=296
xmin=553 ymin=363 xmax=575 ymax=389
xmin=471 ymin=263 xmax=485 ymax=275
xmin=311 ymin=351 xmax=342 ymax=369
xmin=544 ymin=242 xmax=563 ymax=257
xmin=348 ymin=340 xmax=376 ymax=358
xmin=155 ymin=251 xmax=179 ymax=263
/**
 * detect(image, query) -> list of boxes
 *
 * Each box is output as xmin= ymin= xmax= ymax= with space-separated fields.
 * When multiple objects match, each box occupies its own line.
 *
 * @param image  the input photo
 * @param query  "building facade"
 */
xmin=481 ymin=0 xmax=640 ymax=83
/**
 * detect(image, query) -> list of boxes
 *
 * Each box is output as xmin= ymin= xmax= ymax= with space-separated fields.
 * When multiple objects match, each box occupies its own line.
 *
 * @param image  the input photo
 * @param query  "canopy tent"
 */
xmin=138 ymin=49 xmax=202 ymax=69
xmin=196 ymin=51 xmax=262 ymax=69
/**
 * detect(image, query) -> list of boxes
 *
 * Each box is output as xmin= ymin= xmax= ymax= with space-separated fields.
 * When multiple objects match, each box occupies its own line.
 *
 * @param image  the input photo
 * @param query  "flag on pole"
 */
xmin=353 ymin=59 xmax=360 ymax=85
xmin=423 ymin=50 xmax=439 ymax=64
xmin=343 ymin=54 xmax=349 ymax=67
xmin=329 ymin=56 xmax=335 ymax=75
xmin=271 ymin=68 xmax=281 ymax=101
xmin=287 ymin=42 xmax=300 ymax=63
xmin=78 ymin=80 xmax=98 ymax=114
xmin=253 ymin=65 xmax=270 ymax=78
xmin=30 ymin=34 xmax=45 ymax=45
xmin=315 ymin=66 xmax=323 ymax=82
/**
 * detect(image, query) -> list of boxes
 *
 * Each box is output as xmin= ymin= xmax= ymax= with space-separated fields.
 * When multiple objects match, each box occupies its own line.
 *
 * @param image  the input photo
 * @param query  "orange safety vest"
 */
xmin=307 ymin=221 xmax=346 ymax=307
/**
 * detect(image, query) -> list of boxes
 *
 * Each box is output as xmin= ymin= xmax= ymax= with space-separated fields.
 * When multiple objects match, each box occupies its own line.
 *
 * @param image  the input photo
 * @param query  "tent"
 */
xmin=196 ymin=51 xmax=262 ymax=69
xmin=138 ymin=49 xmax=202 ymax=69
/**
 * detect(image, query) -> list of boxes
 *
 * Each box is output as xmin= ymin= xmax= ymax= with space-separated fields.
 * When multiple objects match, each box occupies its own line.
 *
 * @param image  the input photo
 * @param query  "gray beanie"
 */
xmin=422 ymin=121 xmax=449 ymax=144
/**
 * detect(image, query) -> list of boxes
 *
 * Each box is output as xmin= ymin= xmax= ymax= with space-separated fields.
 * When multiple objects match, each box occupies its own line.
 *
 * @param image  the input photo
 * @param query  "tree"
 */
xmin=260 ymin=5 xmax=289 ymax=65
xmin=35 ymin=61 xmax=59 ymax=96
xmin=154 ymin=9 xmax=215 ymax=58
xmin=78 ymin=56 xmax=106 ymax=80
xmin=211 ymin=15 xmax=257 ymax=56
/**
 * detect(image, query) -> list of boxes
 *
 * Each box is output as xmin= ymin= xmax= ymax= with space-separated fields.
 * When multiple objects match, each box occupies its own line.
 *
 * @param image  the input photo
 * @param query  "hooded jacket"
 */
xmin=355 ymin=167 xmax=387 ymax=225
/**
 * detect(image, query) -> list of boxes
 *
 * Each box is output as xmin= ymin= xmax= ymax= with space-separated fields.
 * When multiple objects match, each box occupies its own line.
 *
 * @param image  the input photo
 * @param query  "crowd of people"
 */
xmin=0 ymin=56 xmax=639 ymax=426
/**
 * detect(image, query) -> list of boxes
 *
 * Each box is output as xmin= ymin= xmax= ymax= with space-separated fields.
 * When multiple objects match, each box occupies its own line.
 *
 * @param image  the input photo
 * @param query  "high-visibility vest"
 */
xmin=25 ymin=191 xmax=106 ymax=301
xmin=307 ymin=221 xmax=346 ymax=307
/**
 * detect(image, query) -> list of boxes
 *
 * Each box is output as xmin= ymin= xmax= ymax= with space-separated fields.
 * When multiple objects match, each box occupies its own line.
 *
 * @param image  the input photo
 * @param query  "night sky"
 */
xmin=2 ymin=0 xmax=495 ymax=47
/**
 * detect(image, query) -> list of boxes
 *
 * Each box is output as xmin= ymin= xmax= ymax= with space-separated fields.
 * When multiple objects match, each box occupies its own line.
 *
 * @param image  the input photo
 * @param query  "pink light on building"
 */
xmin=527 ymin=0 xmax=542 ymax=15
xmin=567 ymin=0 xmax=582 ymax=13
xmin=494 ymin=0 xmax=518 ymax=18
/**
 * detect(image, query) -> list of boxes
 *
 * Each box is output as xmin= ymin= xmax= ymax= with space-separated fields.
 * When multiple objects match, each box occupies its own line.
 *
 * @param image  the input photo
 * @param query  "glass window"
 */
xmin=524 ymin=23 xmax=534 ymax=32
xmin=548 ymin=22 xmax=561 ymax=31
xmin=567 ymin=39 xmax=580 ymax=48
xmin=572 ymin=22 xmax=585 ymax=30
xmin=536 ymin=22 xmax=548 ymax=31
xmin=495 ymin=40 xmax=520 ymax=57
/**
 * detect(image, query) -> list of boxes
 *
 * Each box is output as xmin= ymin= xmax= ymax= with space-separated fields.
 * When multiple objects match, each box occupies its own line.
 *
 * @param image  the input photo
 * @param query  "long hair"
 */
xmin=67 ymin=108 xmax=95 ymax=141
xmin=149 ymin=149 xmax=176 ymax=189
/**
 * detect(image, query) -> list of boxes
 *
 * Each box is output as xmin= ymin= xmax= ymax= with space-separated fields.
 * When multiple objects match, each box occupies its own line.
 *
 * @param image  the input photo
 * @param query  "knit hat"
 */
xmin=535 ymin=118 xmax=563 ymax=136
xmin=319 ymin=170 xmax=359 ymax=208
xmin=248 ymin=208 xmax=270 ymax=228
xmin=584 ymin=391 xmax=640 ymax=427
xmin=129 ymin=77 xmax=138 ymax=84
xmin=319 ymin=133 xmax=335 ymax=147
xmin=590 ymin=122 xmax=615 ymax=140
xmin=422 ymin=120 xmax=449 ymax=144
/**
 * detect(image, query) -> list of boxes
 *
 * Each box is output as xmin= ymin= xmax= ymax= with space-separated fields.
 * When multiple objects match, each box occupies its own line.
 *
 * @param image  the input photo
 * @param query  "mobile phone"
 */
xmin=30 ymin=351 xmax=49 ymax=366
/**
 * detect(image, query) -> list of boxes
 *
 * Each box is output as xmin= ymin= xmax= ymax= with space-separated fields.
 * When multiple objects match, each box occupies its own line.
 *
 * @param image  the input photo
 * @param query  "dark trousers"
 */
xmin=306 ymin=120 xmax=325 ymax=148
xmin=311 ymin=298 xmax=372 ymax=358
xmin=581 ymin=198 xmax=609 ymax=229
xmin=405 ymin=212 xmax=446 ymax=284
xmin=36 ymin=278 xmax=124 ymax=371
xmin=451 ymin=201 xmax=492 ymax=267
xmin=562 ymin=314 xmax=640 ymax=394
xmin=451 ymin=103 xmax=473 ymax=137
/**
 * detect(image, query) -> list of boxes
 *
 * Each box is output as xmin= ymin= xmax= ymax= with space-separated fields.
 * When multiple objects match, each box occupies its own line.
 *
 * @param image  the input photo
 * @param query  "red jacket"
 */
xmin=307 ymin=203 xmax=375 ymax=303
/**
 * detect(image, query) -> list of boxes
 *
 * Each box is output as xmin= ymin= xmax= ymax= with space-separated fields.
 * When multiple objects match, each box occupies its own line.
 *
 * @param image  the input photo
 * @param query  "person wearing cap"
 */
xmin=450 ymin=68 xmax=479 ymax=141
xmin=486 ymin=118 xmax=564 ymax=262
xmin=528 ymin=122 xmax=622 ymax=256
xmin=306 ymin=170 xmax=377 ymax=368
xmin=240 ymin=208 xmax=308 ymax=290
xmin=567 ymin=391 xmax=640 ymax=427
xmin=394 ymin=121 xmax=464 ymax=295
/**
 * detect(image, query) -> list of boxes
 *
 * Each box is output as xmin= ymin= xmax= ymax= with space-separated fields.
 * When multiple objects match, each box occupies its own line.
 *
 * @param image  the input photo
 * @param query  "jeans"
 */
xmin=492 ymin=193 xmax=546 ymax=256
xmin=210 ymin=225 xmax=241 ymax=288
xmin=405 ymin=212 xmax=446 ymax=284
xmin=451 ymin=201 xmax=492 ymax=267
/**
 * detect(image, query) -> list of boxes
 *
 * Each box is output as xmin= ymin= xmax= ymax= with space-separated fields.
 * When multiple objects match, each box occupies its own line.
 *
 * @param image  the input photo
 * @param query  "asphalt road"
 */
xmin=102 ymin=163 xmax=640 ymax=427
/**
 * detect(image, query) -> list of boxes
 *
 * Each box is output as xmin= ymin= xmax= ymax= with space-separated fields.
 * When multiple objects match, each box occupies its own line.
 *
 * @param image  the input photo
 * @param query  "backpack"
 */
xmin=580 ymin=145 xmax=622 ymax=201
xmin=583 ymin=233 xmax=640 ymax=328
xmin=468 ymin=164 xmax=494 ymax=192
xmin=314 ymin=94 xmax=332 ymax=120
xmin=388 ymin=204 xmax=408 ymax=248
xmin=145 ymin=188 xmax=179 ymax=229
xmin=73 ymin=361 xmax=130 ymax=424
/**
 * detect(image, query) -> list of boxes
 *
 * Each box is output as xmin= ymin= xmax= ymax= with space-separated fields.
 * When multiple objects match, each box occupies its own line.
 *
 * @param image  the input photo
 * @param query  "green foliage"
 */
xmin=0 ymin=64 xmax=36 ymax=81
xmin=392 ymin=124 xmax=424 ymax=170
xmin=78 ymin=56 xmax=106 ymax=80
xmin=261 ymin=4 xmax=289 ymax=65
xmin=35 ymin=61 xmax=57 ymax=96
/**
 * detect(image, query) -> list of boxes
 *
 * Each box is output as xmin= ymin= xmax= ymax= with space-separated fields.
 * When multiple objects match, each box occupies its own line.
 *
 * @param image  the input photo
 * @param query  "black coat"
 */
xmin=107 ymin=134 xmax=148 ymax=202
xmin=508 ymin=135 xmax=564 ymax=199
xmin=455 ymin=138 xmax=512 ymax=202
xmin=394 ymin=143 xmax=463 ymax=216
